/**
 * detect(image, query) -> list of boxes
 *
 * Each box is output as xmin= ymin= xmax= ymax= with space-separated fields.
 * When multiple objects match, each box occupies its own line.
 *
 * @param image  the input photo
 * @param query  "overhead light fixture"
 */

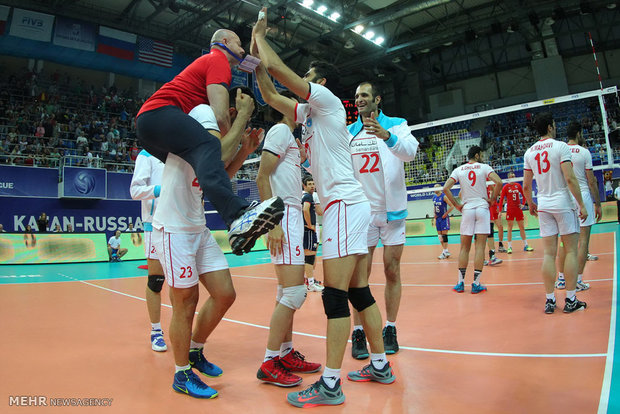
xmin=301 ymin=0 xmax=313 ymax=8
xmin=353 ymin=25 xmax=364 ymax=34
xmin=420 ymin=48 xmax=431 ymax=53
xmin=374 ymin=36 xmax=384 ymax=45
xmin=364 ymin=31 xmax=374 ymax=40
xmin=443 ymin=41 xmax=453 ymax=46
xmin=344 ymin=39 xmax=355 ymax=49
xmin=329 ymin=12 xmax=340 ymax=21
xmin=317 ymin=5 xmax=327 ymax=14
xmin=607 ymin=3 xmax=617 ymax=9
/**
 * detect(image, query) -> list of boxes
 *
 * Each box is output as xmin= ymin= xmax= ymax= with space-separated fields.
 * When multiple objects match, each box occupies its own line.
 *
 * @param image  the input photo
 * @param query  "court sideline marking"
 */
xmin=56 ymin=272 xmax=607 ymax=359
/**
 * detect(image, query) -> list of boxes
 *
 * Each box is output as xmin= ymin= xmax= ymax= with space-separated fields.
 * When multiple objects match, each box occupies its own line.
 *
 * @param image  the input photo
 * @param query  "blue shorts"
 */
xmin=436 ymin=217 xmax=450 ymax=232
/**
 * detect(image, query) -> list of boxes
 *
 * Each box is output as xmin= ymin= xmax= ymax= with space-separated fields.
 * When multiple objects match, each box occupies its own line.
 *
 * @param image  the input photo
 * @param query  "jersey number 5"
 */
xmin=534 ymin=151 xmax=550 ymax=174
xmin=468 ymin=170 xmax=476 ymax=186
xmin=359 ymin=153 xmax=380 ymax=174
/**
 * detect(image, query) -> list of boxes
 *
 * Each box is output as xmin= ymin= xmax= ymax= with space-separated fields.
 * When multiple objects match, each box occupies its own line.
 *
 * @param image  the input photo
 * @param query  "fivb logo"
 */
xmin=21 ymin=16 xmax=44 ymax=29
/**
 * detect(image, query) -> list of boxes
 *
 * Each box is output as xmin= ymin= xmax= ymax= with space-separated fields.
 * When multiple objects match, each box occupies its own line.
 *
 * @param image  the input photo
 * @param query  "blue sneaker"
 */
xmin=471 ymin=283 xmax=487 ymax=294
xmin=453 ymin=281 xmax=464 ymax=293
xmin=189 ymin=348 xmax=223 ymax=377
xmin=172 ymin=369 xmax=218 ymax=399
xmin=151 ymin=330 xmax=167 ymax=352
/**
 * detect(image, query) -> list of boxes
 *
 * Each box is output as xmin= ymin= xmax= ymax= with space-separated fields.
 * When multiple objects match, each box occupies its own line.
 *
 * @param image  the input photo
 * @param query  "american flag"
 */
xmin=138 ymin=37 xmax=173 ymax=67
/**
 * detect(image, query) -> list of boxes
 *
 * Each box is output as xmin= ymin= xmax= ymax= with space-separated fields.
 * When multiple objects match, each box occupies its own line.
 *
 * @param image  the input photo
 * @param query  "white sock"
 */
xmin=546 ymin=293 xmax=555 ymax=301
xmin=263 ymin=348 xmax=280 ymax=362
xmin=308 ymin=277 xmax=315 ymax=285
xmin=385 ymin=321 xmax=396 ymax=328
xmin=353 ymin=325 xmax=364 ymax=332
xmin=321 ymin=367 xmax=340 ymax=388
xmin=190 ymin=340 xmax=203 ymax=350
xmin=370 ymin=353 xmax=387 ymax=370
xmin=443 ymin=249 xmax=449 ymax=254
xmin=524 ymin=239 xmax=528 ymax=247
xmin=175 ymin=364 xmax=190 ymax=373
xmin=280 ymin=341 xmax=293 ymax=357
xmin=151 ymin=322 xmax=162 ymax=331
xmin=577 ymin=274 xmax=583 ymax=283
xmin=558 ymin=272 xmax=565 ymax=281
xmin=507 ymin=241 xmax=512 ymax=248
xmin=566 ymin=290 xmax=576 ymax=301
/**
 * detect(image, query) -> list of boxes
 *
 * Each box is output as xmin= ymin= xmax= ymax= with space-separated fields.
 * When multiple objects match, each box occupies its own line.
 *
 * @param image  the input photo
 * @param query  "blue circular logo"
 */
xmin=73 ymin=171 xmax=96 ymax=194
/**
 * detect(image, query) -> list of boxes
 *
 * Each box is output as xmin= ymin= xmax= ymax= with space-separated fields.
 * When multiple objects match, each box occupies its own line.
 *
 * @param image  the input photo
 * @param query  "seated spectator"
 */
xmin=107 ymin=230 xmax=128 ymax=262
xmin=53 ymin=224 xmax=62 ymax=233
xmin=66 ymin=223 xmax=74 ymax=233
xmin=0 ymin=223 xmax=6 ymax=232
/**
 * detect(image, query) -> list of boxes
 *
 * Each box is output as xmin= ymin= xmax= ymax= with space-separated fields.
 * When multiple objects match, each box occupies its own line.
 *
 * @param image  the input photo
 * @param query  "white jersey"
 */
xmin=568 ymin=143 xmax=592 ymax=193
xmin=524 ymin=138 xmax=576 ymax=211
xmin=350 ymin=130 xmax=386 ymax=212
xmin=153 ymin=104 xmax=219 ymax=233
xmin=449 ymin=162 xmax=494 ymax=210
xmin=262 ymin=123 xmax=302 ymax=206
xmin=295 ymin=83 xmax=367 ymax=208
xmin=130 ymin=150 xmax=164 ymax=230
xmin=108 ymin=236 xmax=121 ymax=249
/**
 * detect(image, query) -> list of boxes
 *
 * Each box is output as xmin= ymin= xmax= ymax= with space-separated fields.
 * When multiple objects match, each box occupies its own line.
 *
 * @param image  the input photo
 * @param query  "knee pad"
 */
xmin=322 ymin=287 xmax=350 ymax=319
xmin=304 ymin=255 xmax=316 ymax=265
xmin=279 ymin=285 xmax=307 ymax=310
xmin=348 ymin=286 xmax=376 ymax=312
xmin=147 ymin=275 xmax=165 ymax=293
xmin=442 ymin=234 xmax=448 ymax=243
xmin=276 ymin=284 xmax=283 ymax=303
xmin=489 ymin=222 xmax=494 ymax=236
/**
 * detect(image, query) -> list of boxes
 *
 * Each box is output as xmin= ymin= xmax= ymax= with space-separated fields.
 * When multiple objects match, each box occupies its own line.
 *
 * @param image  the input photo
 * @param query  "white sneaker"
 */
xmin=228 ymin=196 xmax=285 ymax=255
xmin=438 ymin=252 xmax=447 ymax=260
xmin=444 ymin=251 xmax=451 ymax=257
xmin=587 ymin=254 xmax=599 ymax=261
xmin=576 ymin=281 xmax=590 ymax=291
xmin=488 ymin=257 xmax=503 ymax=266
xmin=307 ymin=283 xmax=324 ymax=292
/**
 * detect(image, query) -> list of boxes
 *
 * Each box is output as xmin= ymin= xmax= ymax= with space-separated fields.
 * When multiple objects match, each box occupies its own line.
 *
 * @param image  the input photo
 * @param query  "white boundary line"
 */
xmin=597 ymin=232 xmax=617 ymax=413
xmin=56 ymin=272 xmax=607 ymax=359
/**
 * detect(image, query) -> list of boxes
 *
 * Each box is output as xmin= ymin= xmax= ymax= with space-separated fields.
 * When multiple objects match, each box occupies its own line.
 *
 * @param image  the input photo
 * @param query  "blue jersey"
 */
xmin=432 ymin=194 xmax=448 ymax=218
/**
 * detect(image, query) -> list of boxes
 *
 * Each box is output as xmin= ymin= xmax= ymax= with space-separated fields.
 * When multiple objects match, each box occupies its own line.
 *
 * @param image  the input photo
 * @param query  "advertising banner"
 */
xmin=0 ymin=233 xmax=109 ymax=264
xmin=9 ymin=8 xmax=54 ymax=42
xmin=62 ymin=167 xmax=107 ymax=199
xmin=53 ymin=16 xmax=96 ymax=51
xmin=0 ymin=165 xmax=58 ymax=197
xmin=106 ymin=172 xmax=132 ymax=200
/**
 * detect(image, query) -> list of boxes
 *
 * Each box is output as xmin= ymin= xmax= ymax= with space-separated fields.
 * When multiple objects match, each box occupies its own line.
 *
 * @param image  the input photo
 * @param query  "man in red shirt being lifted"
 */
xmin=136 ymin=29 xmax=283 ymax=255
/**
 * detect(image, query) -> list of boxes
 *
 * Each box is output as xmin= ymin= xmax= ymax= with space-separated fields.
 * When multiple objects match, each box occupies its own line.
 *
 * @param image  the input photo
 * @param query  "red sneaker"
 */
xmin=257 ymin=357 xmax=302 ymax=387
xmin=280 ymin=349 xmax=322 ymax=373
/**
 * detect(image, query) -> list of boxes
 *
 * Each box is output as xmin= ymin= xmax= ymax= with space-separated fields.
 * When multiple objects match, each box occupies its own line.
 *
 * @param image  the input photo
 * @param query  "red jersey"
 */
xmin=487 ymin=185 xmax=499 ymax=220
xmin=137 ymin=49 xmax=232 ymax=116
xmin=500 ymin=182 xmax=525 ymax=211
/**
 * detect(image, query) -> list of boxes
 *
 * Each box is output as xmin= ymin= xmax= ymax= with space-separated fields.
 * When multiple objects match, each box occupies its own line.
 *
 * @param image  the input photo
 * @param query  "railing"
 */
xmin=0 ymin=154 xmax=135 ymax=173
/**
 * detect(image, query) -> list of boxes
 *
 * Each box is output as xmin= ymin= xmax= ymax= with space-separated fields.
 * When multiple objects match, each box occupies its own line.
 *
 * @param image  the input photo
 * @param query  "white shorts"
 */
xmin=579 ymin=191 xmax=595 ymax=227
xmin=460 ymin=206 xmax=491 ymax=236
xmin=153 ymin=228 xmax=229 ymax=289
xmin=538 ymin=209 xmax=580 ymax=238
xmin=367 ymin=212 xmax=406 ymax=247
xmin=144 ymin=230 xmax=158 ymax=260
xmin=271 ymin=204 xmax=304 ymax=265
xmin=322 ymin=201 xmax=370 ymax=260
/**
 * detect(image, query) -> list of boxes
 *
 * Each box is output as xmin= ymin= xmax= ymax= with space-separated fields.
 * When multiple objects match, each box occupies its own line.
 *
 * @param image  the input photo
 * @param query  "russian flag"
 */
xmin=97 ymin=26 xmax=136 ymax=60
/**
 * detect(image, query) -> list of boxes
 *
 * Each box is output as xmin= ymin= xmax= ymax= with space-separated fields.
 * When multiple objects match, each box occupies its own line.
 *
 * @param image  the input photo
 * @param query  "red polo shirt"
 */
xmin=137 ymin=49 xmax=231 ymax=116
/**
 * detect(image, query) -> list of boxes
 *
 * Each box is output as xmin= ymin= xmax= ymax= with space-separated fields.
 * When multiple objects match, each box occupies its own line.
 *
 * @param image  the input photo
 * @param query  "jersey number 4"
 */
xmin=534 ymin=151 xmax=550 ymax=174
xmin=359 ymin=153 xmax=380 ymax=174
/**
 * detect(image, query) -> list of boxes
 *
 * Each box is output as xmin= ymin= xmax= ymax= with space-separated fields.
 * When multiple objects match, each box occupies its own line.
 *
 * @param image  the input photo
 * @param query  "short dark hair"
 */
xmin=229 ymin=86 xmax=258 ymax=118
xmin=467 ymin=145 xmax=482 ymax=160
xmin=302 ymin=175 xmax=314 ymax=186
xmin=567 ymin=120 xmax=582 ymax=140
xmin=358 ymin=81 xmax=383 ymax=108
xmin=269 ymin=90 xmax=298 ymax=122
xmin=309 ymin=60 xmax=340 ymax=87
xmin=534 ymin=112 xmax=554 ymax=136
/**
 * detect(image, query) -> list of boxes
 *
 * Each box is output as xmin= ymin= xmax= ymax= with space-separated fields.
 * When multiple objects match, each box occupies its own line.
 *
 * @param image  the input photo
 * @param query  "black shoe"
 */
xmin=351 ymin=329 xmax=369 ymax=360
xmin=228 ymin=196 xmax=285 ymax=255
xmin=382 ymin=326 xmax=399 ymax=354
xmin=563 ymin=297 xmax=587 ymax=313
xmin=544 ymin=299 xmax=556 ymax=314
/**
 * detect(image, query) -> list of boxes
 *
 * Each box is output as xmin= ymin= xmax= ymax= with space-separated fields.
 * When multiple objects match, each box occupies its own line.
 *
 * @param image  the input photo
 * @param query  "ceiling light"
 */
xmin=353 ymin=25 xmax=364 ymax=34
xmin=364 ymin=31 xmax=374 ymax=40
xmin=443 ymin=41 xmax=453 ymax=46
xmin=329 ymin=12 xmax=340 ymax=21
xmin=344 ymin=39 xmax=355 ymax=49
xmin=420 ymin=48 xmax=431 ymax=53
xmin=301 ymin=0 xmax=313 ymax=8
xmin=374 ymin=36 xmax=385 ymax=45
xmin=317 ymin=5 xmax=327 ymax=14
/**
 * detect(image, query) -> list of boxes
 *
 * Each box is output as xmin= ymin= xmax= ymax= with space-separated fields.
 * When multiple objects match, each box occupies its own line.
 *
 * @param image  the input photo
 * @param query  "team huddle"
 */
xmin=126 ymin=7 xmax=599 ymax=409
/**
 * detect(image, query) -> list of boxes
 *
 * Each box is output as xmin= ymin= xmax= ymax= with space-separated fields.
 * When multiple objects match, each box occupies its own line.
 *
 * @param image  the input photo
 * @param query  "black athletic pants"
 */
xmin=136 ymin=105 xmax=249 ymax=227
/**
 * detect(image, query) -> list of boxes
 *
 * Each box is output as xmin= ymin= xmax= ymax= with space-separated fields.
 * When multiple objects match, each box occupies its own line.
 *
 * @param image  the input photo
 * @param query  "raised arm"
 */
xmin=253 ymin=8 xmax=310 ymax=101
xmin=254 ymin=63 xmax=296 ymax=122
